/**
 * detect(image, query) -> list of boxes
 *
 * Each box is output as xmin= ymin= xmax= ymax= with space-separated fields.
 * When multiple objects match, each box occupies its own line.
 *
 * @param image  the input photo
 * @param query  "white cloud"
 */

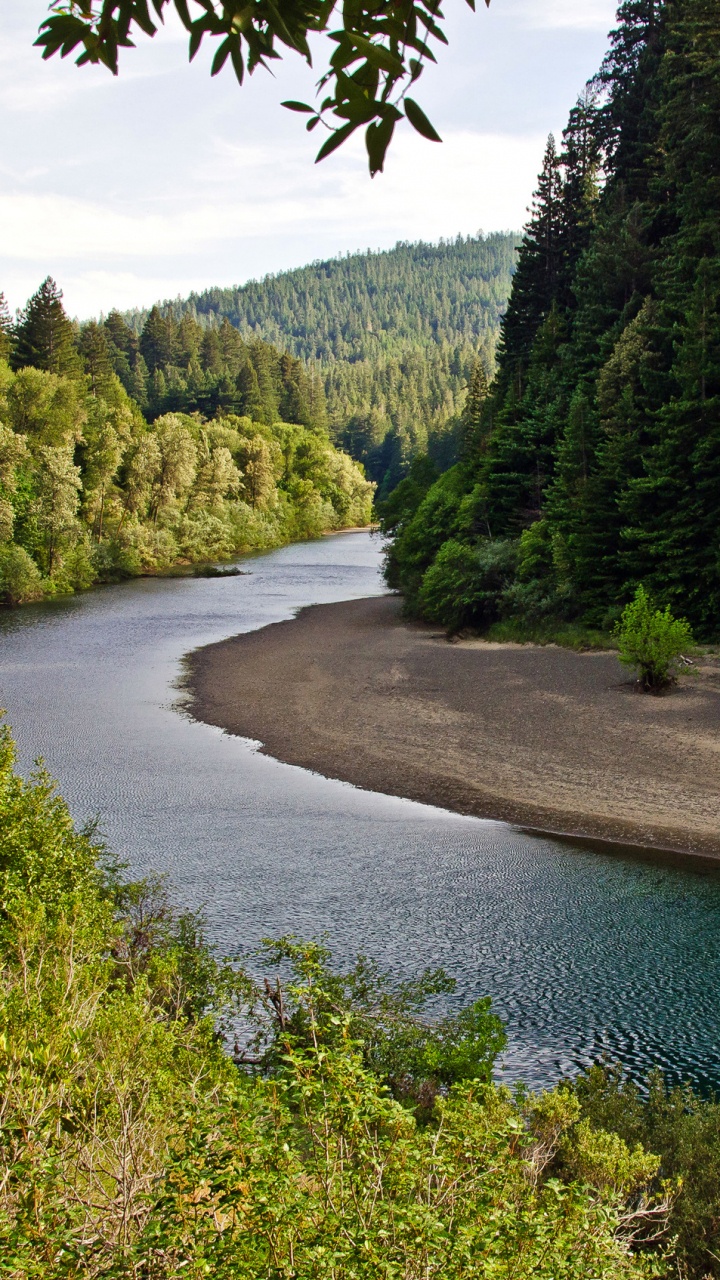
xmin=1 ymin=0 xmax=614 ymax=318
xmin=0 ymin=129 xmax=540 ymax=315
xmin=513 ymin=0 xmax=617 ymax=32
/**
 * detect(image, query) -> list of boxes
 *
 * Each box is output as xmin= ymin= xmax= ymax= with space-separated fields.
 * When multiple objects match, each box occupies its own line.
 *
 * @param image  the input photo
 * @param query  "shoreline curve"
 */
xmin=185 ymin=594 xmax=720 ymax=862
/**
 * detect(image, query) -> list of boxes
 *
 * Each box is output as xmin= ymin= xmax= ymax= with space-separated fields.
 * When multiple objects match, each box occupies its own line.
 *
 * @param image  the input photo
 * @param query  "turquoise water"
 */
xmin=1 ymin=531 xmax=719 ymax=1090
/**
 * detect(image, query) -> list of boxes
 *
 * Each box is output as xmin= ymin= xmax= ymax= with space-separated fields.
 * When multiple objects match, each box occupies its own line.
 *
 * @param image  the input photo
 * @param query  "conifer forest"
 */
xmin=384 ymin=0 xmax=720 ymax=641
xmin=122 ymin=234 xmax=517 ymax=498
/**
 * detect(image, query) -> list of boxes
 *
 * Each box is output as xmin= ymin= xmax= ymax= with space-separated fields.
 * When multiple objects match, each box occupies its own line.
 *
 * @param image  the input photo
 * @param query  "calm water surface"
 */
xmin=1 ymin=530 xmax=719 ymax=1091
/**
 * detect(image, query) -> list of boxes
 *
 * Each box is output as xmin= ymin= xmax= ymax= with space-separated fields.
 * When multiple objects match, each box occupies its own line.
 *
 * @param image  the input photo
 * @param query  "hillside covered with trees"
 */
xmin=0 ymin=279 xmax=373 ymax=606
xmin=124 ymin=235 xmax=518 ymax=497
xmin=384 ymin=0 xmax=720 ymax=640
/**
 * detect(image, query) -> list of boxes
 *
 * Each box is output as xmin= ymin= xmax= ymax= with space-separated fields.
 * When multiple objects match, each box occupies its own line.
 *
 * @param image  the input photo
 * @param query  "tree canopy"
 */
xmin=36 ymin=0 xmax=491 ymax=174
xmin=0 ymin=276 xmax=375 ymax=605
xmin=383 ymin=0 xmax=720 ymax=641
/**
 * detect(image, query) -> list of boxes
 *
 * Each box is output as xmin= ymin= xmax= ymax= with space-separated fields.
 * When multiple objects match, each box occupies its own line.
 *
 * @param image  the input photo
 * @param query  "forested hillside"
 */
xmin=385 ymin=0 xmax=720 ymax=639
xmin=124 ymin=235 xmax=518 ymax=496
xmin=0 ymin=280 xmax=373 ymax=606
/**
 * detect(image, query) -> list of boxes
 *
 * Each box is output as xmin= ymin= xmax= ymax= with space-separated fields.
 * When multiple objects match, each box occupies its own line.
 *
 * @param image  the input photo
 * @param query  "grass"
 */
xmin=483 ymin=619 xmax=616 ymax=651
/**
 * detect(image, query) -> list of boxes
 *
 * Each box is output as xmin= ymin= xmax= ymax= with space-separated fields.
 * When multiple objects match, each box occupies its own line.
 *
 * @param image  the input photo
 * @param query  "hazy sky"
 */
xmin=0 ymin=0 xmax=618 ymax=319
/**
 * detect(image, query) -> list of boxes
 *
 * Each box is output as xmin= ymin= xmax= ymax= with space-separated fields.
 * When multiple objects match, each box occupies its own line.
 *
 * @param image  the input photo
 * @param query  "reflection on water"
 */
xmin=1 ymin=531 xmax=719 ymax=1091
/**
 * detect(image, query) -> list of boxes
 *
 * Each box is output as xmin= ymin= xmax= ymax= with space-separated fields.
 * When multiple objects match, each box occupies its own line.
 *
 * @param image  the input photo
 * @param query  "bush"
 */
xmin=52 ymin=537 xmax=98 ymax=593
xmin=418 ymin=537 xmax=517 ymax=632
xmin=570 ymin=1062 xmax=720 ymax=1278
xmin=614 ymin=586 xmax=694 ymax=691
xmin=0 ymin=722 xmax=667 ymax=1280
xmin=0 ymin=544 xmax=44 ymax=605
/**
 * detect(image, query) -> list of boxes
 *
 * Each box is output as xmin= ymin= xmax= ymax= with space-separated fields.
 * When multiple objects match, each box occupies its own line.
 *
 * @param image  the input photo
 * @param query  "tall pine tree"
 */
xmin=0 ymin=293 xmax=13 ymax=363
xmin=13 ymin=278 xmax=80 ymax=377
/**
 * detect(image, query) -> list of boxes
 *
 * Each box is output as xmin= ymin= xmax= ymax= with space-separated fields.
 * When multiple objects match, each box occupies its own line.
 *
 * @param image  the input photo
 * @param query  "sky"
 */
xmin=0 ymin=0 xmax=618 ymax=320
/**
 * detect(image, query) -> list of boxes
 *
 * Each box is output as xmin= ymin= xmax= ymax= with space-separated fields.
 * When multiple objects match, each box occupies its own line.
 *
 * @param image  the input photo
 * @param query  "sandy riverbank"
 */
xmin=186 ymin=594 xmax=720 ymax=859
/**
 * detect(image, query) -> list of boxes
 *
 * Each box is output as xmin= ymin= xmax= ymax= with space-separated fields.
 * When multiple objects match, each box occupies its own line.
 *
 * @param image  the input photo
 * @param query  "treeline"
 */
xmin=8 ymin=718 xmax=720 ymax=1278
xmin=124 ymin=235 xmax=518 ymax=496
xmin=385 ymin=0 xmax=720 ymax=640
xmin=0 ymin=279 xmax=373 ymax=606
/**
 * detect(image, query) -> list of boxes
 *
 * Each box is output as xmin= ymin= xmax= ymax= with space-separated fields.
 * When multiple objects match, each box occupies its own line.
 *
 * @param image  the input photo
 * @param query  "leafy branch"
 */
xmin=35 ymin=0 xmax=491 ymax=174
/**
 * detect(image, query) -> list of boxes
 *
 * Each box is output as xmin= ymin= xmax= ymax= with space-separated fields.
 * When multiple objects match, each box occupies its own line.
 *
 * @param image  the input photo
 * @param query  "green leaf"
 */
xmin=366 ymin=115 xmax=396 ymax=177
xmin=211 ymin=38 xmax=232 ymax=77
xmin=404 ymin=98 xmax=442 ymax=143
xmin=315 ymin=120 xmax=358 ymax=163
xmin=281 ymin=100 xmax=315 ymax=113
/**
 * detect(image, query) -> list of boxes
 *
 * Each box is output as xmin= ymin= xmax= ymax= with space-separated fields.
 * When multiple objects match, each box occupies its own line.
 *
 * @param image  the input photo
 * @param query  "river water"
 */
xmin=1 ymin=530 xmax=719 ymax=1091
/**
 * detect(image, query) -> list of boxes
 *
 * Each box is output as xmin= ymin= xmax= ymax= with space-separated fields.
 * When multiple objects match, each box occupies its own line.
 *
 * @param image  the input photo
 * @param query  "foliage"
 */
xmin=614 ymin=586 xmax=694 ymax=690
xmin=484 ymin=617 xmax=613 ymax=649
xmin=121 ymin=234 xmax=517 ymax=498
xmin=570 ymin=1062 xmax=720 ymax=1279
xmin=0 ymin=283 xmax=375 ymax=606
xmin=383 ymin=0 xmax=720 ymax=641
xmin=0 ymin=722 xmax=671 ymax=1278
xmin=12 ymin=278 xmax=81 ymax=379
xmin=247 ymin=936 xmax=506 ymax=1120
xmin=36 ymin=0 xmax=491 ymax=176
xmin=0 ymin=544 xmax=44 ymax=605
xmin=418 ymin=536 xmax=517 ymax=632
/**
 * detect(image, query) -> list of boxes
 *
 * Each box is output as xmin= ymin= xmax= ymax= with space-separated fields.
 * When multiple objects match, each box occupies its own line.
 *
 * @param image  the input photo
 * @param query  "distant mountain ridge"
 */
xmin=125 ymin=235 xmax=518 ymax=361
xmin=124 ymin=234 xmax=519 ymax=495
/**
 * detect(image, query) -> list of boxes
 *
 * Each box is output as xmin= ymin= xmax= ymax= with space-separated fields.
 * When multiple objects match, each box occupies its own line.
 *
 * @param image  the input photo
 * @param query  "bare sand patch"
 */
xmin=186 ymin=595 xmax=720 ymax=858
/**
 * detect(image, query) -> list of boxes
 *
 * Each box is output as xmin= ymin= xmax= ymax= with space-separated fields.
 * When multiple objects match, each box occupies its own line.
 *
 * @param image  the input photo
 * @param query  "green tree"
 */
xmin=0 ymin=293 xmax=13 ymax=363
xmin=35 ymin=444 xmax=83 ymax=576
xmin=12 ymin=278 xmax=81 ymax=378
xmin=614 ymin=584 xmax=694 ymax=690
xmin=6 ymin=365 xmax=86 ymax=447
xmin=147 ymin=414 xmax=197 ymax=524
xmin=495 ymin=135 xmax=565 ymax=404
xmin=81 ymin=399 xmax=124 ymax=539
xmin=0 ymin=423 xmax=28 ymax=545
xmin=79 ymin=318 xmax=115 ymax=395
xmin=140 ymin=305 xmax=176 ymax=374
xmin=460 ymin=357 xmax=489 ymax=460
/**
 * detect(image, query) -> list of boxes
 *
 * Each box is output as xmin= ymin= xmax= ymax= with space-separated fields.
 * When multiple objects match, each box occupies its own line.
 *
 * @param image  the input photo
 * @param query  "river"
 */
xmin=1 ymin=530 xmax=719 ymax=1091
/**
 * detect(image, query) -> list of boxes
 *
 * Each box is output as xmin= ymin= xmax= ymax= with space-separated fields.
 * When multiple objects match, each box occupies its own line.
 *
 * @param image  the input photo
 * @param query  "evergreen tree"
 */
xmin=558 ymin=89 xmax=603 ymax=308
xmin=0 ymin=293 xmax=13 ymax=364
xmin=78 ymin=321 xmax=114 ymax=395
xmin=140 ymin=306 xmax=176 ymax=373
xmin=460 ymin=358 xmax=489 ymax=460
xmin=13 ymin=278 xmax=81 ymax=378
xmin=104 ymin=310 xmax=136 ymax=358
xmin=495 ymin=136 xmax=564 ymax=403
xmin=384 ymin=0 xmax=720 ymax=637
xmin=236 ymin=358 xmax=265 ymax=421
xmin=596 ymin=0 xmax=666 ymax=200
xmin=130 ymin=354 xmax=150 ymax=411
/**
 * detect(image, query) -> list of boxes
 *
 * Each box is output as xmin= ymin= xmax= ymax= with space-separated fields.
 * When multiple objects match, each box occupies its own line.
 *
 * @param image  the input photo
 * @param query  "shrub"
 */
xmin=614 ymin=586 xmax=694 ymax=691
xmin=418 ymin=537 xmax=517 ymax=632
xmin=0 ymin=544 xmax=44 ymax=605
xmin=570 ymin=1062 xmax=720 ymax=1278
xmin=52 ymin=537 xmax=98 ymax=593
xmin=0 ymin=722 xmax=668 ymax=1280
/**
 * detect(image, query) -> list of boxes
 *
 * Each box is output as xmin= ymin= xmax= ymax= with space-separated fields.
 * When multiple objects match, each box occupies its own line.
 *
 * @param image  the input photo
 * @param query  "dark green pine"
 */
xmin=12 ymin=277 xmax=81 ymax=377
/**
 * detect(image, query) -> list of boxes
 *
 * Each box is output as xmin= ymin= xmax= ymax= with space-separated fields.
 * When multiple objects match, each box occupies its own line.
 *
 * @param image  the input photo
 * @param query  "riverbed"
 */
xmin=1 ymin=530 xmax=720 ymax=1091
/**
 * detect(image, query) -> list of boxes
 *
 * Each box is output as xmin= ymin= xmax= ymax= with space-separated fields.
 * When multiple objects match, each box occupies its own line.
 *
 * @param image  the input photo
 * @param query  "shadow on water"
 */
xmin=1 ymin=531 xmax=719 ymax=1092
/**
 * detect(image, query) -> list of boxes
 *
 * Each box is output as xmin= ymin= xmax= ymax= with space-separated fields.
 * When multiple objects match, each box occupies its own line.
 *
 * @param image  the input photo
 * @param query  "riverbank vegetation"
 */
xmin=0 ymin=280 xmax=373 ymax=606
xmin=382 ymin=0 xmax=720 ymax=643
xmin=4 ymin=719 xmax=715 ymax=1279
